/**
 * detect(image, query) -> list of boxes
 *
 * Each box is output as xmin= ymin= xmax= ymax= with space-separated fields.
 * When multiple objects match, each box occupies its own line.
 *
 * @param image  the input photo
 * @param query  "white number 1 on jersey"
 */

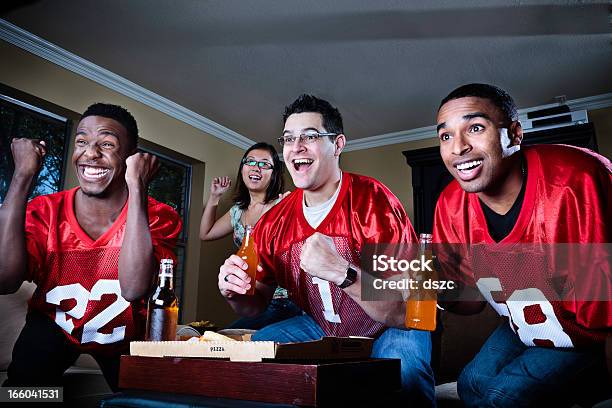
xmin=312 ymin=277 xmax=341 ymax=323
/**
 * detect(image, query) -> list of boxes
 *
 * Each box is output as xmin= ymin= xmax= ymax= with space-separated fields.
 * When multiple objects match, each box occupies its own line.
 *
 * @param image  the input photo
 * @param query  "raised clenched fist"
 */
xmin=11 ymin=138 xmax=47 ymax=178
xmin=125 ymin=152 xmax=159 ymax=189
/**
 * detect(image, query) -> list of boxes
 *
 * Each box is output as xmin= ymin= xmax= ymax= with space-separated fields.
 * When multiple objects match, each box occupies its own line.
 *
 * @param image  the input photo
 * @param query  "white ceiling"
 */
xmin=2 ymin=0 xmax=611 ymax=147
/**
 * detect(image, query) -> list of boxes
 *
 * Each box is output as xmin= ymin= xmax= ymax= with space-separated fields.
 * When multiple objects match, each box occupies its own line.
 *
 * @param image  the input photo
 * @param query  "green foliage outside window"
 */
xmin=0 ymin=101 xmax=69 ymax=203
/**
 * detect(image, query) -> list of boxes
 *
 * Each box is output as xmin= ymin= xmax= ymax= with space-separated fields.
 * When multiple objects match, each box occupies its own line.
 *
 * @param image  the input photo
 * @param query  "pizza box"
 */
xmin=130 ymin=336 xmax=374 ymax=362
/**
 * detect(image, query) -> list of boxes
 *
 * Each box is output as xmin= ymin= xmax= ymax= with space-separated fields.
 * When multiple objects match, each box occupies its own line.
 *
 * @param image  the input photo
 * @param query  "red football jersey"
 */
xmin=25 ymin=187 xmax=182 ymax=354
xmin=255 ymin=172 xmax=417 ymax=338
xmin=433 ymin=145 xmax=611 ymax=347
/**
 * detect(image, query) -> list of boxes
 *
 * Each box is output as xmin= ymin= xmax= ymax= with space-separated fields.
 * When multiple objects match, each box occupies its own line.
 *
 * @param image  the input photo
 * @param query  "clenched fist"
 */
xmin=300 ymin=232 xmax=348 ymax=286
xmin=11 ymin=138 xmax=47 ymax=178
xmin=125 ymin=152 xmax=159 ymax=190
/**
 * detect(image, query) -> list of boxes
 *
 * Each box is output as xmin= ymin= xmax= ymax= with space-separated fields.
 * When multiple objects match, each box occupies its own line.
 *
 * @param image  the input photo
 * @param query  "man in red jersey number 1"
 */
xmin=218 ymin=94 xmax=435 ymax=405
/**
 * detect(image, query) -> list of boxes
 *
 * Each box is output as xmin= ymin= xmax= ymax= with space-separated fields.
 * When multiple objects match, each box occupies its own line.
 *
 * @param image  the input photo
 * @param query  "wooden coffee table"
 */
xmin=118 ymin=355 xmax=402 ymax=407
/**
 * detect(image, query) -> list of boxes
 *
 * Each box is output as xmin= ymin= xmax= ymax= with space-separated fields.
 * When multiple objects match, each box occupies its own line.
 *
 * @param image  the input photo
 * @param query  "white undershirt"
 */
xmin=303 ymin=173 xmax=343 ymax=228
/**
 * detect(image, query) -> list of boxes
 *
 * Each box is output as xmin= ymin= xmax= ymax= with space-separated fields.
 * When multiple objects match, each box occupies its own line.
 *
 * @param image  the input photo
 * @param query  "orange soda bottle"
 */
xmin=236 ymin=225 xmax=258 ymax=296
xmin=405 ymin=233 xmax=437 ymax=331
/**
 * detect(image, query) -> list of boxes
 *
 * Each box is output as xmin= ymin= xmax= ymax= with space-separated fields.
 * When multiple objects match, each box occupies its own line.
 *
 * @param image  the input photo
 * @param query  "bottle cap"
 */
xmin=419 ymin=233 xmax=433 ymax=244
xmin=160 ymin=259 xmax=174 ymax=276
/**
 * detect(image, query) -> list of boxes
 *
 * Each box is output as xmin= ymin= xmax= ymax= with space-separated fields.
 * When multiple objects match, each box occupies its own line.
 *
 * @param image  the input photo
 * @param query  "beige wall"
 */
xmin=342 ymin=138 xmax=438 ymax=224
xmin=0 ymin=41 xmax=243 ymax=326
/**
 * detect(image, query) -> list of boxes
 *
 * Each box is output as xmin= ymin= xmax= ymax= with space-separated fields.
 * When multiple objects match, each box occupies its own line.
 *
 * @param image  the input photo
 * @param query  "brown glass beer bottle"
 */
xmin=145 ymin=258 xmax=179 ymax=341
xmin=236 ymin=225 xmax=258 ymax=296
xmin=405 ymin=233 xmax=437 ymax=331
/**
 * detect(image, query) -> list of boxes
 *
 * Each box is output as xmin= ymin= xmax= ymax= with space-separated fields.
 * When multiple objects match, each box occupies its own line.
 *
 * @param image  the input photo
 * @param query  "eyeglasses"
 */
xmin=278 ymin=130 xmax=338 ymax=146
xmin=242 ymin=158 xmax=274 ymax=170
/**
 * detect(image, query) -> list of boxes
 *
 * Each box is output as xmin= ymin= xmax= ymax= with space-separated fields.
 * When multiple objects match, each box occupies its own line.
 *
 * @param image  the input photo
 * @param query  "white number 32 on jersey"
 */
xmin=46 ymin=280 xmax=130 ymax=345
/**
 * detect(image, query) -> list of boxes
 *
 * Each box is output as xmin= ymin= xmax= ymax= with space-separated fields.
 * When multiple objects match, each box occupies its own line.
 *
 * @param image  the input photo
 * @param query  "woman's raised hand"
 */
xmin=211 ymin=176 xmax=232 ymax=198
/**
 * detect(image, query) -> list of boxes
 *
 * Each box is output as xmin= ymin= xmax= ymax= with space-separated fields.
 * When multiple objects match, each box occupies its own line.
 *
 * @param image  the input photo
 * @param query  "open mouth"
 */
xmin=80 ymin=165 xmax=111 ymax=182
xmin=248 ymin=173 xmax=262 ymax=181
xmin=292 ymin=158 xmax=314 ymax=172
xmin=454 ymin=159 xmax=483 ymax=180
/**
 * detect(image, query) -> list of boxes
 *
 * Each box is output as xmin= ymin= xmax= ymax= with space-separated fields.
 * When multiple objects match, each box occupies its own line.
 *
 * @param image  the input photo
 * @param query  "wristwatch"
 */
xmin=337 ymin=263 xmax=358 ymax=289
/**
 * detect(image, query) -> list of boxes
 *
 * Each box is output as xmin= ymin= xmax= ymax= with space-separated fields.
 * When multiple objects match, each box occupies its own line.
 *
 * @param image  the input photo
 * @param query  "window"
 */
xmin=0 ymin=89 xmax=72 ymax=203
xmin=139 ymin=143 xmax=192 ymax=311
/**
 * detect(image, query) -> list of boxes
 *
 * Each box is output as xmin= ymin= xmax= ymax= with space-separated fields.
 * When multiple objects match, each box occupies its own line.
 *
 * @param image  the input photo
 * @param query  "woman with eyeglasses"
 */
xmin=199 ymin=142 xmax=301 ymax=328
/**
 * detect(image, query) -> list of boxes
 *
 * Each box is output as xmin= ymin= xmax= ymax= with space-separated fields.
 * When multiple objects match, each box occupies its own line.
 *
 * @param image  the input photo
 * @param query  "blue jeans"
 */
xmin=458 ymin=323 xmax=606 ymax=408
xmin=252 ymin=315 xmax=436 ymax=406
xmin=226 ymin=298 xmax=303 ymax=330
